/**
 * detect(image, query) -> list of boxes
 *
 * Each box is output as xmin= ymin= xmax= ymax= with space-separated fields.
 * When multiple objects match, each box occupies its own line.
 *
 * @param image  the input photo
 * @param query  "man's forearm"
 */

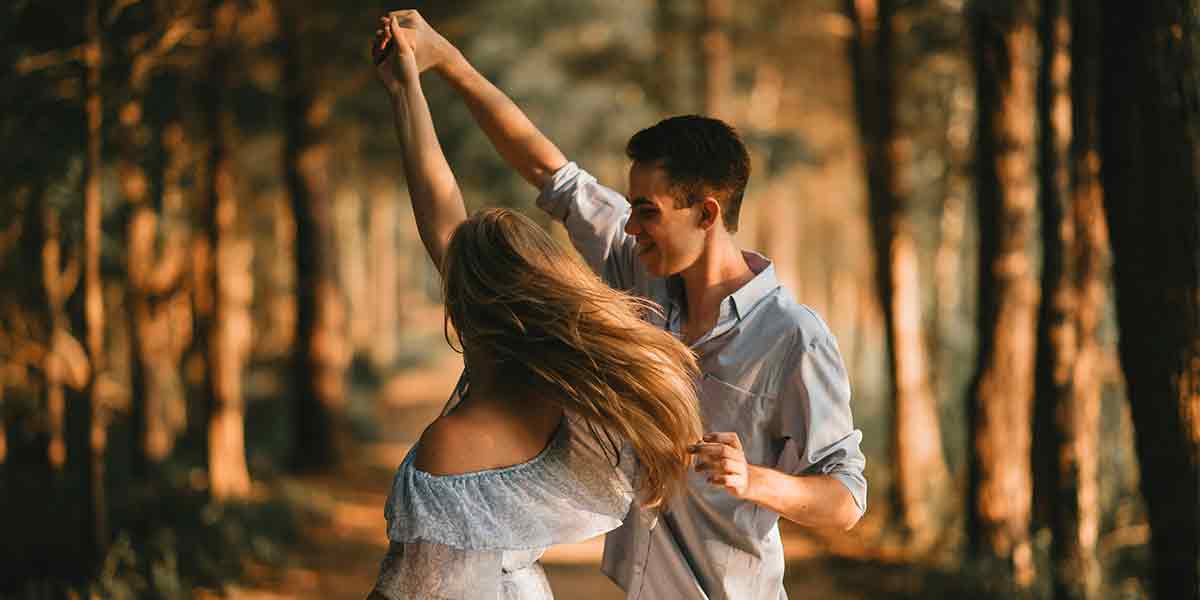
xmin=744 ymin=466 xmax=863 ymax=531
xmin=435 ymin=51 xmax=567 ymax=189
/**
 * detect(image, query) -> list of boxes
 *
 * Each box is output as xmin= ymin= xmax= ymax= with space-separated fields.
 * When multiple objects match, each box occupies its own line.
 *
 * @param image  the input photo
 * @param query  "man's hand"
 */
xmin=379 ymin=10 xmax=457 ymax=73
xmin=689 ymin=432 xmax=753 ymax=499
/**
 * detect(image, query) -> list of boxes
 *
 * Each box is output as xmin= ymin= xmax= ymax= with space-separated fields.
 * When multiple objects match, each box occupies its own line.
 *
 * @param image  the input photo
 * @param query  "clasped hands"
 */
xmin=372 ymin=10 xmax=455 ymax=95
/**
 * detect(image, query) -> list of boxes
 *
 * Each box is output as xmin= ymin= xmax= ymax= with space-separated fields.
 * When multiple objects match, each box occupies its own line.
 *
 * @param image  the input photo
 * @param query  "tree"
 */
xmin=699 ymin=0 xmax=733 ymax=121
xmin=1033 ymin=0 xmax=1106 ymax=598
xmin=846 ymin=0 xmax=953 ymax=548
xmin=118 ymin=1 xmax=192 ymax=477
xmin=74 ymin=0 xmax=108 ymax=567
xmin=1099 ymin=2 xmax=1200 ymax=597
xmin=968 ymin=0 xmax=1040 ymax=587
xmin=280 ymin=0 xmax=350 ymax=470
xmin=199 ymin=0 xmax=253 ymax=500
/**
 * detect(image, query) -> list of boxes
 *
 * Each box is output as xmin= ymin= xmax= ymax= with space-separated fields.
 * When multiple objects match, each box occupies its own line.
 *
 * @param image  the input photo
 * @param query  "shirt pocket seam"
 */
xmin=702 ymin=372 xmax=777 ymax=400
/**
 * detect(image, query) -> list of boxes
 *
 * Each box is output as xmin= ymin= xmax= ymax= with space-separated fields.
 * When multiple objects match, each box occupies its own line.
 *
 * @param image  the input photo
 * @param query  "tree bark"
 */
xmin=335 ymin=183 xmax=372 ymax=355
xmin=122 ymin=93 xmax=189 ymax=478
xmin=1099 ymin=2 xmax=1200 ymax=598
xmin=77 ymin=0 xmax=108 ymax=566
xmin=281 ymin=1 xmax=348 ymax=470
xmin=653 ymin=0 xmax=698 ymax=114
xmin=968 ymin=0 xmax=1040 ymax=587
xmin=368 ymin=178 xmax=400 ymax=371
xmin=201 ymin=0 xmax=252 ymax=500
xmin=39 ymin=205 xmax=82 ymax=473
xmin=700 ymin=0 xmax=734 ymax=121
xmin=846 ymin=0 xmax=952 ymax=548
xmin=1033 ymin=1 xmax=1106 ymax=598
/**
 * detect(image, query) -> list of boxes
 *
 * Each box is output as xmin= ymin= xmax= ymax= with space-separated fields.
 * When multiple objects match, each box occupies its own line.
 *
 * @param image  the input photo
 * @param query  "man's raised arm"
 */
xmin=392 ymin=10 xmax=568 ymax=190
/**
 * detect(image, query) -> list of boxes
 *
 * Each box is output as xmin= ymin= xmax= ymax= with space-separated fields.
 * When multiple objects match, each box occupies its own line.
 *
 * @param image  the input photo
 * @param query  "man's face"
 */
xmin=624 ymin=162 xmax=707 ymax=277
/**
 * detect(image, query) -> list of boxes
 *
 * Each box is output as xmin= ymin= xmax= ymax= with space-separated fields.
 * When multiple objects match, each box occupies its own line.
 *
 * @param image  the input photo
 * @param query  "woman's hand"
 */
xmin=373 ymin=15 xmax=419 ymax=97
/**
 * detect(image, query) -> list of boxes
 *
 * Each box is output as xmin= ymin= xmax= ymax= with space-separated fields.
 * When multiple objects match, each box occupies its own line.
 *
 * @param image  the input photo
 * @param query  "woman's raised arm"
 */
xmin=373 ymin=16 xmax=466 ymax=274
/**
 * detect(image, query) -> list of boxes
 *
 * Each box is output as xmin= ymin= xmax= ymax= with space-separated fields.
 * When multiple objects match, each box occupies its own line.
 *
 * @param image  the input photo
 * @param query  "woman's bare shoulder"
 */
xmin=412 ymin=415 xmax=491 ymax=476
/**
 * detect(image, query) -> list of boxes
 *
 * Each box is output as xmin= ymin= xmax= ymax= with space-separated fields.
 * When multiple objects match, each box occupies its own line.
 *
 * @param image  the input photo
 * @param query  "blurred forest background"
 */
xmin=1 ymin=0 xmax=1197 ymax=599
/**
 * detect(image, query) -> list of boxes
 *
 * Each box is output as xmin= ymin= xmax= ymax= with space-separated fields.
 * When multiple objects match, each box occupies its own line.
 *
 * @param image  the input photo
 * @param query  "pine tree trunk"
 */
xmin=123 ymin=98 xmax=188 ymax=476
xmin=202 ymin=0 xmax=252 ymax=500
xmin=1034 ymin=1 xmax=1106 ymax=598
xmin=39 ymin=206 xmax=78 ymax=472
xmin=281 ymin=1 xmax=348 ymax=470
xmin=1099 ymin=2 xmax=1200 ymax=598
xmin=654 ymin=0 xmax=698 ymax=114
xmin=335 ymin=184 xmax=371 ymax=355
xmin=368 ymin=178 xmax=399 ymax=370
xmin=847 ymin=0 xmax=952 ymax=547
xmin=700 ymin=0 xmax=733 ymax=121
xmin=968 ymin=0 xmax=1040 ymax=587
xmin=78 ymin=0 xmax=108 ymax=565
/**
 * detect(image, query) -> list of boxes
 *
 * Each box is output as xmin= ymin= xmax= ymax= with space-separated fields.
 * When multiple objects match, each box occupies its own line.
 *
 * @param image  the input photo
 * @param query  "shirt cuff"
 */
xmin=536 ymin=161 xmax=588 ymax=221
xmin=830 ymin=470 xmax=868 ymax=515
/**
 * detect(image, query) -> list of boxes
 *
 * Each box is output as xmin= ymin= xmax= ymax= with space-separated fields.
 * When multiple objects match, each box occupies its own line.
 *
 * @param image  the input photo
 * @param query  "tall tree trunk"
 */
xmin=653 ymin=0 xmax=698 ymax=114
xmin=123 ymin=95 xmax=189 ymax=478
xmin=368 ymin=177 xmax=399 ymax=371
xmin=968 ymin=0 xmax=1040 ymax=587
xmin=202 ymin=0 xmax=252 ymax=500
xmin=39 ymin=206 xmax=81 ymax=472
xmin=1034 ymin=1 xmax=1106 ymax=598
xmin=700 ymin=0 xmax=733 ymax=121
xmin=846 ymin=0 xmax=952 ymax=548
xmin=335 ymin=184 xmax=371 ymax=355
xmin=1099 ymin=2 xmax=1200 ymax=598
xmin=77 ymin=0 xmax=108 ymax=566
xmin=281 ymin=1 xmax=348 ymax=470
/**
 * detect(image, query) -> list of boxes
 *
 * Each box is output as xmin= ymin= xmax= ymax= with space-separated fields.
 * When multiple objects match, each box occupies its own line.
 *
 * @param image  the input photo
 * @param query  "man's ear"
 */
xmin=698 ymin=197 xmax=722 ymax=230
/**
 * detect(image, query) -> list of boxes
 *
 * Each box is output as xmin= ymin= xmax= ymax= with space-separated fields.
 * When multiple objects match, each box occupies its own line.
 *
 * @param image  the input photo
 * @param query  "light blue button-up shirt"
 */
xmin=537 ymin=162 xmax=867 ymax=600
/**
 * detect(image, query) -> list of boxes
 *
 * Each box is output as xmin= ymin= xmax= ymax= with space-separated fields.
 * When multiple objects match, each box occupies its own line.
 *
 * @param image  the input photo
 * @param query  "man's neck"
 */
xmin=678 ymin=237 xmax=754 ymax=342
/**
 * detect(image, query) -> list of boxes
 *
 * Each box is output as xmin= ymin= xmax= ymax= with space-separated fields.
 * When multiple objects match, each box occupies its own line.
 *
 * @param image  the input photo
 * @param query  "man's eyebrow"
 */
xmin=628 ymin=197 xmax=654 ymax=208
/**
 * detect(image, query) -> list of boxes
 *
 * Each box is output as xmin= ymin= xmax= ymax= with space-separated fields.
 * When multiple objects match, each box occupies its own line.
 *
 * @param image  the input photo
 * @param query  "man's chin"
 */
xmin=639 ymin=257 xmax=674 ymax=277
xmin=636 ymin=253 xmax=661 ymax=275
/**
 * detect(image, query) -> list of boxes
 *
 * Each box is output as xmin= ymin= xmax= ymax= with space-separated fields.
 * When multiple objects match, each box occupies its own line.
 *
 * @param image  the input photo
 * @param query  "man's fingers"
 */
xmin=387 ymin=10 xmax=420 ymax=30
xmin=705 ymin=474 xmax=745 ymax=488
xmin=689 ymin=442 xmax=738 ymax=460
xmin=385 ymin=17 xmax=417 ymax=53
xmin=694 ymin=462 xmax=739 ymax=476
xmin=702 ymin=432 xmax=743 ymax=450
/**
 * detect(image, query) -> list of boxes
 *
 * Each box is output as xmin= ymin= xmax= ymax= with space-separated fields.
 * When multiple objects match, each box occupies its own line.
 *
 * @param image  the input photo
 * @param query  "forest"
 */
xmin=1 ymin=0 xmax=1197 ymax=598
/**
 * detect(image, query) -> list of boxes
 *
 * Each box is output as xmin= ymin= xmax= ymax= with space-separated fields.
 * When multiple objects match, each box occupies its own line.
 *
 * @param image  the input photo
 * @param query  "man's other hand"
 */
xmin=689 ymin=432 xmax=753 ymax=499
xmin=382 ymin=9 xmax=456 ymax=73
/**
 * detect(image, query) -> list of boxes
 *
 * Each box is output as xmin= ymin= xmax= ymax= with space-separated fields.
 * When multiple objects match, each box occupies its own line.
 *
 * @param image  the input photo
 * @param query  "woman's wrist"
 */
xmin=387 ymin=71 xmax=420 ymax=103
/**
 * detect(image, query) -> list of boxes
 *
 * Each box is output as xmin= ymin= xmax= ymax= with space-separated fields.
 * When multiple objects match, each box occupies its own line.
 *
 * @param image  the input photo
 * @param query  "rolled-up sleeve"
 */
xmin=774 ymin=334 xmax=868 ymax=514
xmin=536 ymin=161 xmax=641 ymax=291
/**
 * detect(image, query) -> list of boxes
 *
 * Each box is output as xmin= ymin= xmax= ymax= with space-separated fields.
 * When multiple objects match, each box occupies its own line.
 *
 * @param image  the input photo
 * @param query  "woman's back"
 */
xmin=413 ymin=387 xmax=564 ymax=477
xmin=373 ymin=374 xmax=636 ymax=600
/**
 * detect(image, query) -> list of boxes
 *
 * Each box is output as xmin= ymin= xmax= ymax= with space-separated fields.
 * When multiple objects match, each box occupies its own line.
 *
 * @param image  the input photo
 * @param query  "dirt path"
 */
xmin=232 ymin=350 xmax=890 ymax=599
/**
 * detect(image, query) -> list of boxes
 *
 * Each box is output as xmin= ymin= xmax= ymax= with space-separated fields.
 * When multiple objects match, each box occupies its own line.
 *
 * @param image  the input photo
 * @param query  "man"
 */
xmin=383 ymin=10 xmax=867 ymax=600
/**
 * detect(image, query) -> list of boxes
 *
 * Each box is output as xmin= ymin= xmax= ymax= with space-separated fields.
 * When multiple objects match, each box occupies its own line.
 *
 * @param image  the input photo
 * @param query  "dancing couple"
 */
xmin=365 ymin=10 xmax=867 ymax=600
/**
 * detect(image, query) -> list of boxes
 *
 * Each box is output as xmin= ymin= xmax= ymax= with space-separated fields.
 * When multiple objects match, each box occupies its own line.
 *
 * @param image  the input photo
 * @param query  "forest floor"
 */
xmin=225 ymin=349 xmax=982 ymax=600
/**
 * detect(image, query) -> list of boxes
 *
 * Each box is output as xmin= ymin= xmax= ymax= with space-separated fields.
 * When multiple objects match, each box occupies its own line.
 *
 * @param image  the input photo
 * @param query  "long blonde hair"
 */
xmin=441 ymin=208 xmax=702 ymax=507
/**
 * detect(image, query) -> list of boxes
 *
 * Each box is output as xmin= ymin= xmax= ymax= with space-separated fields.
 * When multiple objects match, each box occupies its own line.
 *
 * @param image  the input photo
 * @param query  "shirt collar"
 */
xmin=664 ymin=250 xmax=779 ymax=322
xmin=728 ymin=251 xmax=778 ymax=320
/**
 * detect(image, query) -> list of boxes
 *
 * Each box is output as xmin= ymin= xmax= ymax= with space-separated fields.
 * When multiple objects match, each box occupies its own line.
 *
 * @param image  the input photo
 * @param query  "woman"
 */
xmin=366 ymin=16 xmax=704 ymax=600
